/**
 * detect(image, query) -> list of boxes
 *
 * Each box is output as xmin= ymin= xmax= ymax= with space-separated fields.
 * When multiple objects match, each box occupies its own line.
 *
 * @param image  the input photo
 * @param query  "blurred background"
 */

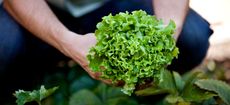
xmin=190 ymin=0 xmax=230 ymax=76
xmin=190 ymin=0 xmax=230 ymax=45
xmin=190 ymin=0 xmax=230 ymax=91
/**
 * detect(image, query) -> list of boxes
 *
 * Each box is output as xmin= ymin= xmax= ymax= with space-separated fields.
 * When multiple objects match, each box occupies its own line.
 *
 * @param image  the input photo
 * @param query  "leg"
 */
xmin=168 ymin=9 xmax=213 ymax=72
xmin=0 ymin=4 xmax=68 ymax=103
xmin=0 ymin=4 xmax=27 ymax=103
xmin=0 ymin=4 xmax=25 ymax=74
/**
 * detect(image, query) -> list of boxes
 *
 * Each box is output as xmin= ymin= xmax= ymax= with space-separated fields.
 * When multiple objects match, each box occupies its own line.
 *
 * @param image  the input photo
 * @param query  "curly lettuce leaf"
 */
xmin=88 ymin=10 xmax=179 ymax=95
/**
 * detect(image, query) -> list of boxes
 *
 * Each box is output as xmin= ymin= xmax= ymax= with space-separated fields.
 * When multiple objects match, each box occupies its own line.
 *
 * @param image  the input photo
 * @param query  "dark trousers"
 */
xmin=0 ymin=0 xmax=213 ymax=102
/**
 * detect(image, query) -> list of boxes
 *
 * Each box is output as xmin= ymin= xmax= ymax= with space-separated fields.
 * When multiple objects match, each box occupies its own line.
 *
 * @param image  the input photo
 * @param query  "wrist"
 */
xmin=174 ymin=25 xmax=183 ymax=41
xmin=55 ymin=32 xmax=95 ymax=67
xmin=55 ymin=30 xmax=80 ymax=56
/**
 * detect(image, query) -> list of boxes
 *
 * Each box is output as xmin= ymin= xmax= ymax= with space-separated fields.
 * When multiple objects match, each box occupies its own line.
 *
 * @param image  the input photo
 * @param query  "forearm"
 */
xmin=3 ymin=0 xmax=71 ymax=53
xmin=153 ymin=0 xmax=189 ymax=39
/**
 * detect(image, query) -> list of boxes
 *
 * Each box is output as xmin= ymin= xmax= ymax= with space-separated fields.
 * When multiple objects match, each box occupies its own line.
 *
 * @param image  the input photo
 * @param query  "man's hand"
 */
xmin=206 ymin=42 xmax=230 ymax=62
xmin=59 ymin=32 xmax=111 ymax=84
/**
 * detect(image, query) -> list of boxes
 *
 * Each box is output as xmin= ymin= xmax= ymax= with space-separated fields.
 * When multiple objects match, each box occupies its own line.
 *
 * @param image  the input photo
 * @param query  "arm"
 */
xmin=153 ymin=0 xmax=189 ymax=40
xmin=3 ymin=0 xmax=68 ymax=51
xmin=3 ymin=0 xmax=107 ymax=82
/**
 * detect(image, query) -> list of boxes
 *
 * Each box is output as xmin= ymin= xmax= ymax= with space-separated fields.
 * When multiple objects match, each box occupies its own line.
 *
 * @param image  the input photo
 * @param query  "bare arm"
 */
xmin=153 ymin=0 xmax=189 ymax=40
xmin=3 ymin=0 xmax=107 ymax=82
xmin=3 ymin=0 xmax=69 ymax=51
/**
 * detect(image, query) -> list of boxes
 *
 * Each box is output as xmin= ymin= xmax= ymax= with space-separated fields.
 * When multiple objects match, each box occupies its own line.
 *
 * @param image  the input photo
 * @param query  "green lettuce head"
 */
xmin=87 ymin=10 xmax=179 ymax=95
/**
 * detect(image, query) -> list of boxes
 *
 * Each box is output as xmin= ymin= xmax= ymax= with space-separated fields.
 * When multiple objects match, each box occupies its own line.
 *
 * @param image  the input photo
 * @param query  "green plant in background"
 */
xmin=87 ymin=10 xmax=179 ymax=95
xmin=135 ymin=70 xmax=230 ymax=105
xmin=69 ymin=83 xmax=138 ymax=105
xmin=13 ymin=64 xmax=139 ymax=105
xmin=13 ymin=64 xmax=230 ymax=105
xmin=14 ymin=85 xmax=58 ymax=105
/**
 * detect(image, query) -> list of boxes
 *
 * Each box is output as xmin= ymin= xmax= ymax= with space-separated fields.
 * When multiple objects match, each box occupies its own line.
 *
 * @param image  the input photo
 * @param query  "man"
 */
xmin=0 ymin=0 xmax=212 ymax=102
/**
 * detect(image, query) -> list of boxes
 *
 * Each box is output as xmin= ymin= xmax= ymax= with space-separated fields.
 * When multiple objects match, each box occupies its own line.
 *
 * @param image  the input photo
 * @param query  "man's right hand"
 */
xmin=59 ymin=31 xmax=112 ymax=84
xmin=206 ymin=42 xmax=230 ymax=62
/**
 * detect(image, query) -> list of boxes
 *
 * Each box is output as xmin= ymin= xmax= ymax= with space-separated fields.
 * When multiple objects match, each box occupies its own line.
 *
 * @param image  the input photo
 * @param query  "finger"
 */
xmin=100 ymin=79 xmax=112 ymax=84
xmin=82 ymin=64 xmax=112 ymax=84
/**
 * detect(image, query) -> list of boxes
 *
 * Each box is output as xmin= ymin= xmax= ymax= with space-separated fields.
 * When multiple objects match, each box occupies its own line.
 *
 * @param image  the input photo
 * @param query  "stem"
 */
xmin=37 ymin=101 xmax=42 ymax=105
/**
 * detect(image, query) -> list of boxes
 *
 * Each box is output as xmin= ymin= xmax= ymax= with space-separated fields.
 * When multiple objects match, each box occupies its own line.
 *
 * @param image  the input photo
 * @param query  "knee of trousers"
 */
xmin=169 ymin=20 xmax=213 ymax=72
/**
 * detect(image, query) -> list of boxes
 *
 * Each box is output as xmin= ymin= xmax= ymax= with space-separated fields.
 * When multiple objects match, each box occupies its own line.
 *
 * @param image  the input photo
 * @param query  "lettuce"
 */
xmin=87 ymin=10 xmax=179 ymax=95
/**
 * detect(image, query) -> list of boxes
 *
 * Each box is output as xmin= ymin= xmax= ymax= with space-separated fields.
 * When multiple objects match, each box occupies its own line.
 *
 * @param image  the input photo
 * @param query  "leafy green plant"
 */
xmin=14 ymin=85 xmax=58 ymax=105
xmin=69 ymin=83 xmax=138 ymax=105
xmin=13 ymin=66 xmax=139 ymax=105
xmin=195 ymin=79 xmax=230 ymax=105
xmin=88 ymin=10 xmax=179 ymax=95
xmin=135 ymin=70 xmax=230 ymax=105
xmin=13 ymin=64 xmax=230 ymax=105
